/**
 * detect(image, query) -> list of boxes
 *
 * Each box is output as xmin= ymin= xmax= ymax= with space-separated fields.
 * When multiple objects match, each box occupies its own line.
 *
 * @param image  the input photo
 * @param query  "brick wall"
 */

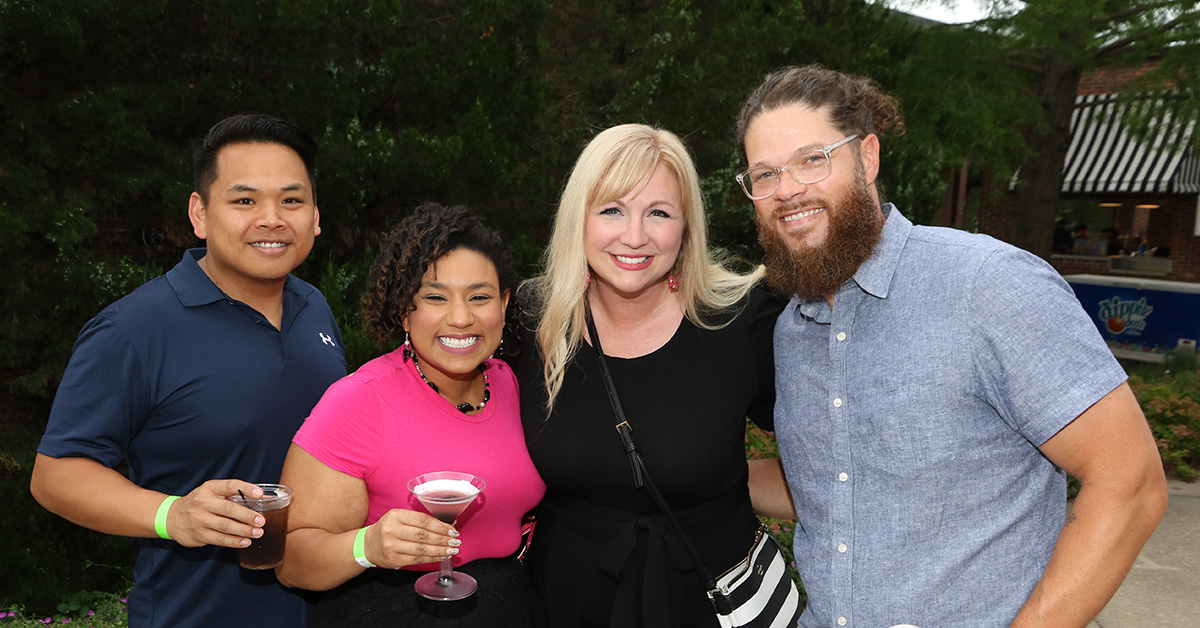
xmin=978 ymin=174 xmax=1014 ymax=241
xmin=1050 ymin=255 xmax=1110 ymax=276
xmin=1076 ymin=61 xmax=1162 ymax=95
xmin=1163 ymin=200 xmax=1200 ymax=282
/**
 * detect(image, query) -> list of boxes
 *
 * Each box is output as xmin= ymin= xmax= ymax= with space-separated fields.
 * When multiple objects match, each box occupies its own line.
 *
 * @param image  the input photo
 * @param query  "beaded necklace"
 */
xmin=411 ymin=351 xmax=490 ymax=414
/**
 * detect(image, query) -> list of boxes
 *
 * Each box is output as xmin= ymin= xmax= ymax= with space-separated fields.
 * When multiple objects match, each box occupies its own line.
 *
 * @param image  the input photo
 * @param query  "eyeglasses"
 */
xmin=736 ymin=135 xmax=859 ymax=200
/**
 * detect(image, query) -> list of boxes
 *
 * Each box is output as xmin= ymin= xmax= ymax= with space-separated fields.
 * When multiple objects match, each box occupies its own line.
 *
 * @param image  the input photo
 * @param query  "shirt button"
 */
xmin=838 ymin=543 xmax=848 ymax=553
xmin=837 ymin=332 xmax=847 ymax=341
xmin=839 ymin=472 xmax=849 ymax=482
xmin=838 ymin=617 xmax=847 ymax=626
xmin=833 ymin=398 xmax=843 ymax=408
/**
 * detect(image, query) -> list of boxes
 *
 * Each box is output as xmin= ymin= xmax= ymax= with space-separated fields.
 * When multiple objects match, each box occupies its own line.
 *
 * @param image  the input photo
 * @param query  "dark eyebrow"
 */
xmin=423 ymin=281 xmax=497 ymax=291
xmin=226 ymin=182 xmax=308 ymax=193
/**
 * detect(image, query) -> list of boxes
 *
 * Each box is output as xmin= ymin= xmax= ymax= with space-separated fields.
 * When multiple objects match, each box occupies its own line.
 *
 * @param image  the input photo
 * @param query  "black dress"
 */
xmin=513 ymin=289 xmax=784 ymax=628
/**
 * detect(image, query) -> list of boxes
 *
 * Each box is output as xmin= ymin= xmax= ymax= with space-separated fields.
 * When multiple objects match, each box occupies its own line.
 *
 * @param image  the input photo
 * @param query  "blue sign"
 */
xmin=1068 ymin=278 xmax=1200 ymax=359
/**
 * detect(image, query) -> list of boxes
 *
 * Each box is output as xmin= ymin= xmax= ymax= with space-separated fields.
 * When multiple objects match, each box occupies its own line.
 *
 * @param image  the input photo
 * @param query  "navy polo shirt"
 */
xmin=40 ymin=248 xmax=347 ymax=628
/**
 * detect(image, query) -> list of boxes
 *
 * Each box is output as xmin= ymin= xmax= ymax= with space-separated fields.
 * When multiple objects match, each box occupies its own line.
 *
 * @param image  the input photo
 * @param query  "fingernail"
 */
xmin=448 ymin=529 xmax=460 ymax=538
xmin=240 ymin=538 xmax=252 ymax=547
xmin=252 ymin=528 xmax=263 ymax=538
xmin=255 ymin=516 xmax=266 ymax=526
xmin=446 ymin=547 xmax=459 ymax=556
xmin=448 ymin=538 xmax=462 ymax=547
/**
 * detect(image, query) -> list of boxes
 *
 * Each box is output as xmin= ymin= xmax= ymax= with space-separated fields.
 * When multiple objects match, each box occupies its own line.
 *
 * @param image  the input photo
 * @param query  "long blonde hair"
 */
xmin=521 ymin=124 xmax=764 ymax=411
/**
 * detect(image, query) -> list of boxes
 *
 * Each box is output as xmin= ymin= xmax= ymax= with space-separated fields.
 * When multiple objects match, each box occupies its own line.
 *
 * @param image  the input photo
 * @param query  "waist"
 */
xmin=543 ymin=486 xmax=747 ymax=527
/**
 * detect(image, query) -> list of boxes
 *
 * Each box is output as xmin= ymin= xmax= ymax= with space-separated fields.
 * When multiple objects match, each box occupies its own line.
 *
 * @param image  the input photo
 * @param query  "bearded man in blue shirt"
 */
xmin=739 ymin=65 xmax=1166 ymax=628
xmin=31 ymin=114 xmax=348 ymax=628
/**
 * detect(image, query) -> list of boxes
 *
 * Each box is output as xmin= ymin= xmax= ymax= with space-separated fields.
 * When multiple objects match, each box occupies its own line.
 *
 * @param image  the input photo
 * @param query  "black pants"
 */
xmin=310 ymin=556 xmax=539 ymax=628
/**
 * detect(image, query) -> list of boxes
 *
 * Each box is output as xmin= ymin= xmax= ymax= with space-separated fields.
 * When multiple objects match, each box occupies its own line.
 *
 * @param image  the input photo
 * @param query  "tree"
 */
xmin=962 ymin=0 xmax=1200 ymax=258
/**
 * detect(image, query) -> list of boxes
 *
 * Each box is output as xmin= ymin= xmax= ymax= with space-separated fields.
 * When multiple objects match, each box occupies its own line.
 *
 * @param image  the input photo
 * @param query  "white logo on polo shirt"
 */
xmin=319 ymin=332 xmax=336 ymax=347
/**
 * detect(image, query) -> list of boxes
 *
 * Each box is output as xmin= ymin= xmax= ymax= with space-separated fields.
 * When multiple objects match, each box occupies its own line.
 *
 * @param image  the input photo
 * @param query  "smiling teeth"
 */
xmin=439 ymin=337 xmax=479 ymax=349
xmin=253 ymin=242 xmax=286 ymax=248
xmin=615 ymin=255 xmax=650 ymax=264
xmin=782 ymin=207 xmax=824 ymax=222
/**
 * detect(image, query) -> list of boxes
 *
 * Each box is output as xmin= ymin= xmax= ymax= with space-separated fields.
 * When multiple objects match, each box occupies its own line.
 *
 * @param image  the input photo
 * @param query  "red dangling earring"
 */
xmin=586 ymin=269 xmax=591 ymax=289
xmin=668 ymin=274 xmax=679 ymax=293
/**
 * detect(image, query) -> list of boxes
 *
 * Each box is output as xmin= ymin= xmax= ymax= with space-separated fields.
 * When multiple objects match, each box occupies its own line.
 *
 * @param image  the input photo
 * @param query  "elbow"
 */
xmin=274 ymin=564 xmax=300 ymax=589
xmin=1142 ymin=465 xmax=1169 ymax=528
xmin=29 ymin=456 xmax=58 ymax=514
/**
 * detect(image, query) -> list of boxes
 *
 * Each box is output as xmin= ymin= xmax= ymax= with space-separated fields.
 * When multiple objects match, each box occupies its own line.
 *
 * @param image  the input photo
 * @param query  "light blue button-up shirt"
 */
xmin=775 ymin=205 xmax=1127 ymax=628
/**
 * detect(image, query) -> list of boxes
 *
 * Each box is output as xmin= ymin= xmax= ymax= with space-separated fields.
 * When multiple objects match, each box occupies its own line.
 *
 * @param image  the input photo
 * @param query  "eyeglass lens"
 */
xmin=743 ymin=149 xmax=832 ymax=198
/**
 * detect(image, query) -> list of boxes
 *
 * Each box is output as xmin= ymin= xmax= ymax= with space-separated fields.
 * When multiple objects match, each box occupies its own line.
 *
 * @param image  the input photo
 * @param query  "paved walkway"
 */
xmin=1087 ymin=478 xmax=1200 ymax=628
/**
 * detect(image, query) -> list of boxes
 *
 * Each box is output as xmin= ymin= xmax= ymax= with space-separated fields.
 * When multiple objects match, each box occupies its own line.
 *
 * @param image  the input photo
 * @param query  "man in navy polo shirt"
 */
xmin=31 ymin=114 xmax=348 ymax=628
xmin=738 ymin=66 xmax=1167 ymax=628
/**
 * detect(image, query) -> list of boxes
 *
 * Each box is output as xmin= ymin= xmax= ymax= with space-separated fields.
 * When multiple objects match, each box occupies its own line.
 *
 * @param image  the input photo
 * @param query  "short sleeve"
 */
xmin=292 ymin=376 xmax=383 ymax=480
xmin=968 ymin=249 xmax=1128 ymax=445
xmin=38 ymin=315 xmax=151 ymax=468
xmin=746 ymin=287 xmax=787 ymax=431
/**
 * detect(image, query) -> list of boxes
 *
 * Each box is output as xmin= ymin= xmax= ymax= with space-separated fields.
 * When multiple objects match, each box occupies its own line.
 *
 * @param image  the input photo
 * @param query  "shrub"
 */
xmin=0 ymin=589 xmax=129 ymax=628
xmin=1128 ymin=362 xmax=1200 ymax=481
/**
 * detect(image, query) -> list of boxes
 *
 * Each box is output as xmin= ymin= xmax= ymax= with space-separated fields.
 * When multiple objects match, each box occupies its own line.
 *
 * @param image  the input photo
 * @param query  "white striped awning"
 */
xmin=1062 ymin=94 xmax=1200 ymax=194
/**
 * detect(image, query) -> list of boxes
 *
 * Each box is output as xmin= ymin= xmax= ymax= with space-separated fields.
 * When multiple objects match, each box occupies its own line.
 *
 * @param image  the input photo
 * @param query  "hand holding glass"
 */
xmin=407 ymin=471 xmax=485 ymax=601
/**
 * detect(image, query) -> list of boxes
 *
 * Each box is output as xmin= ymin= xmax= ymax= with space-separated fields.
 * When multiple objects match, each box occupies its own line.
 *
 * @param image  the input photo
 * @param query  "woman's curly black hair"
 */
xmin=362 ymin=202 xmax=518 ymax=354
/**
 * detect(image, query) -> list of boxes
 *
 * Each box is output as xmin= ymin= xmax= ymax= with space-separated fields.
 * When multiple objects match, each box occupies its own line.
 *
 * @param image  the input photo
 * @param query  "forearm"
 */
xmin=1011 ymin=472 xmax=1167 ymax=627
xmin=276 ymin=526 xmax=364 ymax=591
xmin=30 ymin=454 xmax=167 ymax=538
xmin=748 ymin=457 xmax=797 ymax=520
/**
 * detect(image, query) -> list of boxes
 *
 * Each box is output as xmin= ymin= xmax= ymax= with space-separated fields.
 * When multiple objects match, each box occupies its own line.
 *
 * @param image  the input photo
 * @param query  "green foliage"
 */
xmin=316 ymin=260 xmax=376 ymax=372
xmin=0 ymin=588 xmax=129 ymax=628
xmin=0 ymin=415 xmax=134 ymax=615
xmin=1127 ymin=357 xmax=1200 ymax=481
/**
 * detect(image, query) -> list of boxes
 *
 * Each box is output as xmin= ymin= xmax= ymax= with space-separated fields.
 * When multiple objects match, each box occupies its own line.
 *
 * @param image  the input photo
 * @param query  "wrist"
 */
xmin=154 ymin=495 xmax=180 ymax=540
xmin=353 ymin=525 xmax=376 ymax=569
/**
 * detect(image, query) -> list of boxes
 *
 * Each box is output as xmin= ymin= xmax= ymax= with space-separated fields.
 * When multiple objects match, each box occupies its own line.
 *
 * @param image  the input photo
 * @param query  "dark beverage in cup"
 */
xmin=230 ymin=483 xmax=292 ymax=570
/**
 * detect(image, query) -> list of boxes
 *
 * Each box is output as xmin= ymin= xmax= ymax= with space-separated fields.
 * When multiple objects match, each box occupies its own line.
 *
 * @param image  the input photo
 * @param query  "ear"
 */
xmin=860 ymin=133 xmax=881 ymax=186
xmin=313 ymin=205 xmax=322 ymax=237
xmin=188 ymin=192 xmax=208 ymax=240
xmin=500 ymin=289 xmax=511 ymax=316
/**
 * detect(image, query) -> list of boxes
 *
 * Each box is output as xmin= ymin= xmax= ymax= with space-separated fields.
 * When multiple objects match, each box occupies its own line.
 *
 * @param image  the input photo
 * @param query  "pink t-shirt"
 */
xmin=293 ymin=349 xmax=545 ymax=569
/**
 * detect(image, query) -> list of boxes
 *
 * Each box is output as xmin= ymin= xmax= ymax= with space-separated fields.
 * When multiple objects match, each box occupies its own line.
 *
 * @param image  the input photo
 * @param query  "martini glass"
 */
xmin=407 ymin=471 xmax=485 ymax=601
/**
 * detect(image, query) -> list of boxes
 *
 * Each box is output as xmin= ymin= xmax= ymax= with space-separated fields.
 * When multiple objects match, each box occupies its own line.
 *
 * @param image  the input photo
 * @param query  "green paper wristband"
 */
xmin=353 ymin=525 xmax=376 ymax=568
xmin=154 ymin=495 xmax=180 ymax=540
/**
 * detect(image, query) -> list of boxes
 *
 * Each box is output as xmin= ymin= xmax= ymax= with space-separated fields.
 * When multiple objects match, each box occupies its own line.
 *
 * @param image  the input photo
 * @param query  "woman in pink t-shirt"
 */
xmin=277 ymin=203 xmax=546 ymax=627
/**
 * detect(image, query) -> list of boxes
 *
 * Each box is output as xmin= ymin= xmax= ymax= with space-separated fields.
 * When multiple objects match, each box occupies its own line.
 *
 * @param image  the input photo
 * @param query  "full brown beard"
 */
xmin=757 ymin=167 xmax=883 ymax=301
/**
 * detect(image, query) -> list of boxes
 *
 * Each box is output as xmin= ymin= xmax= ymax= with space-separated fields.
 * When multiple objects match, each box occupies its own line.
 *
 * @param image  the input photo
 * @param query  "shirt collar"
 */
xmin=850 ymin=202 xmax=910 ymax=300
xmin=793 ymin=203 xmax=911 ymax=320
xmin=167 ymin=249 xmax=227 ymax=307
xmin=166 ymin=248 xmax=314 ymax=308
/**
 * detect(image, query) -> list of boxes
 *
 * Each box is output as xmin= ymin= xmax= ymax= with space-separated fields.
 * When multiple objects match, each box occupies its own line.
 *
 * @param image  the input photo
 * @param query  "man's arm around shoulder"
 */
xmin=1011 ymin=382 xmax=1167 ymax=628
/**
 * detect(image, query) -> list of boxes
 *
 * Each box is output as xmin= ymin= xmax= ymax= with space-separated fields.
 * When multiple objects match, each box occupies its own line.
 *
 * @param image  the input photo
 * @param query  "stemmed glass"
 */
xmin=406 ymin=471 xmax=485 ymax=601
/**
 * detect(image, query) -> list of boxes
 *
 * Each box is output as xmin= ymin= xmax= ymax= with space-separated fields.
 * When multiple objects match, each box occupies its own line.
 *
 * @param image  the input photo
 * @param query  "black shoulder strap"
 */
xmin=584 ymin=306 xmax=732 ymax=614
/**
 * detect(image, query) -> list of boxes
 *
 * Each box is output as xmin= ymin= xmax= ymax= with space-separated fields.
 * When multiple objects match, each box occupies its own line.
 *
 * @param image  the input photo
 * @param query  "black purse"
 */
xmin=585 ymin=309 xmax=802 ymax=628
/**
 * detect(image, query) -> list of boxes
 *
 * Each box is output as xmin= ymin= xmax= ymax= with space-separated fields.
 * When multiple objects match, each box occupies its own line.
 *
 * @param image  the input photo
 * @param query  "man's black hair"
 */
xmin=192 ymin=114 xmax=318 ymax=203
